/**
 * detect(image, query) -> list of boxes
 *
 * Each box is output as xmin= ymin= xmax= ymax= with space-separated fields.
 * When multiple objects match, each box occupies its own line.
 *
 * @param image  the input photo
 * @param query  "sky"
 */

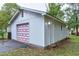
xmin=0 ymin=3 xmax=4 ymax=9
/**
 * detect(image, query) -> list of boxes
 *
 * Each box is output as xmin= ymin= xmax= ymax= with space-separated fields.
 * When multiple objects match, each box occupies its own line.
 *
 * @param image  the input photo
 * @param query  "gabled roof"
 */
xmin=21 ymin=7 xmax=46 ymax=15
xmin=8 ymin=7 xmax=66 ymax=25
xmin=8 ymin=7 xmax=46 ymax=24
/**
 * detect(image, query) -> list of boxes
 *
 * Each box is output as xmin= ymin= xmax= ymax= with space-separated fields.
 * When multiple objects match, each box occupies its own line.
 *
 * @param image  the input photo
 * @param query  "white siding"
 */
xmin=44 ymin=16 xmax=54 ymax=46
xmin=54 ymin=21 xmax=61 ymax=43
xmin=54 ymin=20 xmax=69 ymax=43
xmin=44 ymin=16 xmax=69 ymax=46
xmin=10 ymin=10 xmax=45 ymax=47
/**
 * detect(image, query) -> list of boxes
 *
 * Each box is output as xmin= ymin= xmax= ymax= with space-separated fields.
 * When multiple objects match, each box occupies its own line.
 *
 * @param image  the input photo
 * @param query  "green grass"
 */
xmin=0 ymin=35 xmax=79 ymax=56
xmin=0 ymin=32 xmax=8 ymax=39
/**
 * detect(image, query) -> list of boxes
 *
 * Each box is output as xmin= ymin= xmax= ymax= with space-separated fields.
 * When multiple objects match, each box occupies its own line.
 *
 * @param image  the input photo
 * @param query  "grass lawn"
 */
xmin=0 ymin=35 xmax=79 ymax=56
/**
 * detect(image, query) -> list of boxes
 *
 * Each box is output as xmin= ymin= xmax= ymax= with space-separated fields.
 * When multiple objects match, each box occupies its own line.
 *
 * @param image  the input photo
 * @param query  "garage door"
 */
xmin=17 ymin=23 xmax=29 ymax=43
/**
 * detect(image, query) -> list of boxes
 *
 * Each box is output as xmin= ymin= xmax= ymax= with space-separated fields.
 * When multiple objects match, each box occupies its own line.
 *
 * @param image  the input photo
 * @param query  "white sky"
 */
xmin=0 ymin=3 xmax=4 ymax=9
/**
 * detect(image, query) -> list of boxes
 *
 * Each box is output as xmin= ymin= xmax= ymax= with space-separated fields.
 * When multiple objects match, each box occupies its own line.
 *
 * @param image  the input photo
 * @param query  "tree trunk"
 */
xmin=76 ymin=15 xmax=78 ymax=36
xmin=76 ymin=26 xmax=78 ymax=36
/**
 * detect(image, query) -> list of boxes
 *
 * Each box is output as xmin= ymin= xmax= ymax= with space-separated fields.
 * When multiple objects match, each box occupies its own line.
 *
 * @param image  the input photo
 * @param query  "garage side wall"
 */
xmin=10 ymin=10 xmax=44 ymax=47
xmin=54 ymin=20 xmax=69 ymax=43
xmin=44 ymin=16 xmax=54 ymax=46
xmin=44 ymin=16 xmax=69 ymax=47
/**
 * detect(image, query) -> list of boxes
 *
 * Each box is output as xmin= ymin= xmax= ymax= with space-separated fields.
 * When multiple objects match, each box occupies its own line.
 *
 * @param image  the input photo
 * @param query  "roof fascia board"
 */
xmin=8 ymin=10 xmax=20 ymax=25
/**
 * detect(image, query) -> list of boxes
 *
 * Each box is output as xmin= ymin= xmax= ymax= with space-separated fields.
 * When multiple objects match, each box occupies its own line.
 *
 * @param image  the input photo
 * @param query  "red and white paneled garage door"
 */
xmin=17 ymin=23 xmax=29 ymax=43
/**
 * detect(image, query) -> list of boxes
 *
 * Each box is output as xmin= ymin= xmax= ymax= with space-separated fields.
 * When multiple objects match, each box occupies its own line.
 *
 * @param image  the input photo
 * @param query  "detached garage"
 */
xmin=7 ymin=7 xmax=69 ymax=48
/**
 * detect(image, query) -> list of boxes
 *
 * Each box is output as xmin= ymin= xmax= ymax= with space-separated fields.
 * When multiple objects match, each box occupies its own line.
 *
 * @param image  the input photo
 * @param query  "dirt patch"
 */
xmin=45 ymin=38 xmax=73 ymax=50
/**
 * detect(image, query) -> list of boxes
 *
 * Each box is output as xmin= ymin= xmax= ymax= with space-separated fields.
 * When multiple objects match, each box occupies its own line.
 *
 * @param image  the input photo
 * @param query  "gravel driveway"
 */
xmin=0 ymin=40 xmax=27 ymax=52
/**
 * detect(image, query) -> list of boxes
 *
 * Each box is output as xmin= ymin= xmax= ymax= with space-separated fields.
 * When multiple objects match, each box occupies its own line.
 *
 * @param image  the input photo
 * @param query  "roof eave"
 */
xmin=45 ymin=14 xmax=66 ymax=25
xmin=8 ymin=10 xmax=20 ymax=25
